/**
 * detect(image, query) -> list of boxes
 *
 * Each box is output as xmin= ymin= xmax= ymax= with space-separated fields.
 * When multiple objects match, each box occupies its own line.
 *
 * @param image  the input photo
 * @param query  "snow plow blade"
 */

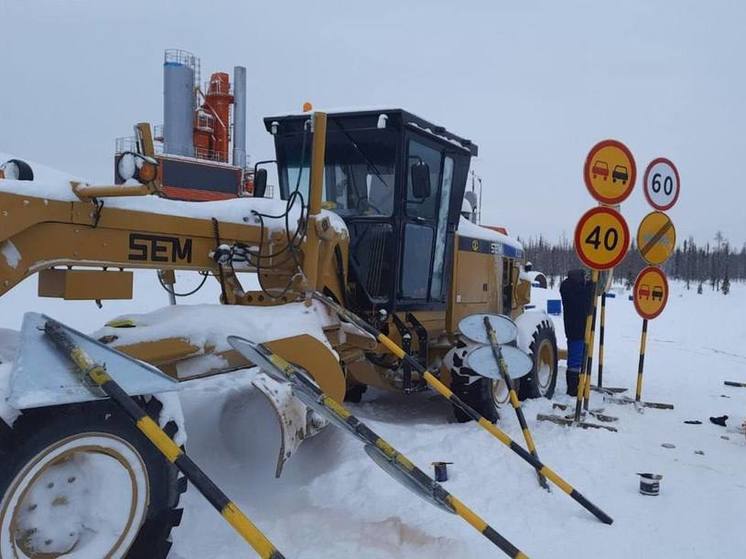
xmin=10 ymin=312 xmax=178 ymax=409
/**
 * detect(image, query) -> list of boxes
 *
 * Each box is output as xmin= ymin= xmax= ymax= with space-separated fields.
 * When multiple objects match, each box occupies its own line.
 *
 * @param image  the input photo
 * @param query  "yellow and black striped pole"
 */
xmin=483 ymin=317 xmax=548 ymax=490
xmin=43 ymin=320 xmax=285 ymax=559
xmin=635 ymin=319 xmax=649 ymax=402
xmin=574 ymin=270 xmax=599 ymax=421
xmin=582 ymin=303 xmax=599 ymax=411
xmin=597 ymin=292 xmax=607 ymax=388
xmin=313 ymin=292 xmax=613 ymax=525
xmin=241 ymin=341 xmax=529 ymax=559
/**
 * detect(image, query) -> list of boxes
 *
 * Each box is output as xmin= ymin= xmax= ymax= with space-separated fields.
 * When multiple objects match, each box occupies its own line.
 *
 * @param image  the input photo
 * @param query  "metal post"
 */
xmin=597 ymin=292 xmax=607 ymax=388
xmin=635 ymin=319 xmax=649 ymax=402
xmin=583 ymin=303 xmax=598 ymax=411
xmin=574 ymin=270 xmax=599 ymax=422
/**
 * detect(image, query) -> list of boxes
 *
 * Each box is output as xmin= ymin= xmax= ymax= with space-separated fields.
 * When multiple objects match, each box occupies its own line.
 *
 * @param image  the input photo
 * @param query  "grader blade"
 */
xmin=252 ymin=372 xmax=326 ymax=478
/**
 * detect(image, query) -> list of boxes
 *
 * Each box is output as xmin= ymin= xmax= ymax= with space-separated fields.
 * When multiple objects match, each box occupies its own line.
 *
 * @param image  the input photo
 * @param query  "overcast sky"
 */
xmin=1 ymin=0 xmax=744 ymax=247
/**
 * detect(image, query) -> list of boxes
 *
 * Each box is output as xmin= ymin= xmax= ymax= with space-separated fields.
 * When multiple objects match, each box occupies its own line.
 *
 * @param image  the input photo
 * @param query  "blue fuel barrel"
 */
xmin=547 ymin=299 xmax=562 ymax=315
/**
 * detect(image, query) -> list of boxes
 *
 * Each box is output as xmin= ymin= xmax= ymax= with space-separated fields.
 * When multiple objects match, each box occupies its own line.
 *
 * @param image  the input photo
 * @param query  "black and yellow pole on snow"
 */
xmin=635 ymin=319 xmax=649 ymax=402
xmin=313 ymin=292 xmax=613 ymax=526
xmin=43 ymin=320 xmax=285 ymax=559
xmin=483 ymin=317 xmax=548 ymax=490
xmin=574 ymin=270 xmax=599 ymax=422
xmin=597 ymin=292 xmax=607 ymax=388
xmin=582 ymin=301 xmax=599 ymax=411
xmin=261 ymin=348 xmax=529 ymax=559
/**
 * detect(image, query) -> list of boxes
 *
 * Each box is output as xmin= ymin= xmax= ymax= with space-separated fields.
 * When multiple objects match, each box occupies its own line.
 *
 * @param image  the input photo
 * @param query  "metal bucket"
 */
xmin=638 ymin=473 xmax=663 ymax=496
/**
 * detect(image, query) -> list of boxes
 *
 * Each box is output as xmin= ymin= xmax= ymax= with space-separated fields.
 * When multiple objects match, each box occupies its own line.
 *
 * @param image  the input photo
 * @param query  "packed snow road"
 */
xmin=2 ymin=278 xmax=745 ymax=558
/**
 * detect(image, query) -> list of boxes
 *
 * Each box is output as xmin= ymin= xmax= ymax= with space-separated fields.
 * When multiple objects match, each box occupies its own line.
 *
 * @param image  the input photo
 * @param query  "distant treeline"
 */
xmin=519 ymin=232 xmax=742 ymax=293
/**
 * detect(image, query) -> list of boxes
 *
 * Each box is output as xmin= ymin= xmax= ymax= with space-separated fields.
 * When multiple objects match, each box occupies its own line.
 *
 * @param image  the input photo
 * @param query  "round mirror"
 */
xmin=458 ymin=313 xmax=518 ymax=345
xmin=465 ymin=345 xmax=533 ymax=380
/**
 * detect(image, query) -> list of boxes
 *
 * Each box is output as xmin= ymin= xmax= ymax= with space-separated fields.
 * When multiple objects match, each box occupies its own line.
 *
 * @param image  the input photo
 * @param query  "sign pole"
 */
xmin=574 ymin=270 xmax=599 ymax=422
xmin=597 ymin=292 xmax=607 ymax=388
xmin=634 ymin=318 xmax=649 ymax=402
xmin=582 ymin=301 xmax=599 ymax=411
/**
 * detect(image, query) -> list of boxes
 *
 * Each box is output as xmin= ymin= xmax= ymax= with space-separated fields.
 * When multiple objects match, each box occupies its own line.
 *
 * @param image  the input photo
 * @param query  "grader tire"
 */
xmin=2 ymin=159 xmax=34 ymax=181
xmin=0 ymin=397 xmax=185 ymax=559
xmin=519 ymin=320 xmax=559 ymax=400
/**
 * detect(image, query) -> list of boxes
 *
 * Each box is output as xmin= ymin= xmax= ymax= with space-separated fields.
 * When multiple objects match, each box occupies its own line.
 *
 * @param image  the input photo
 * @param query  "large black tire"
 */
xmin=518 ymin=320 xmax=558 ymax=400
xmin=0 ymin=397 xmax=185 ymax=559
xmin=2 ymin=159 xmax=34 ymax=181
xmin=448 ymin=342 xmax=501 ymax=424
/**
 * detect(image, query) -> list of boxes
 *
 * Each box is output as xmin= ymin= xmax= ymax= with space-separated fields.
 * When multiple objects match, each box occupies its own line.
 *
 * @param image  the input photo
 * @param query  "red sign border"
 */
xmin=633 ymin=266 xmax=669 ymax=320
xmin=574 ymin=206 xmax=631 ymax=270
xmin=643 ymin=157 xmax=680 ymax=211
xmin=583 ymin=139 xmax=637 ymax=205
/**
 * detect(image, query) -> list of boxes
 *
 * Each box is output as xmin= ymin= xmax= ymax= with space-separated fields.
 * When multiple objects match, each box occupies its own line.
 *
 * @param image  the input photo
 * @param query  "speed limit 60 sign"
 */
xmin=643 ymin=157 xmax=680 ymax=211
xmin=574 ymin=206 xmax=630 ymax=270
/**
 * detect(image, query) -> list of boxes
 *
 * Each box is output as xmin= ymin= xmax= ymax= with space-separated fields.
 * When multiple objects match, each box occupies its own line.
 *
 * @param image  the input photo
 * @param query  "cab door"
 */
xmin=398 ymin=136 xmax=455 ymax=309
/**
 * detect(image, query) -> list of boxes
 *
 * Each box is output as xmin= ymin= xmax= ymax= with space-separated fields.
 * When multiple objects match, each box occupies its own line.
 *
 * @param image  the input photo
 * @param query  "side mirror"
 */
xmin=411 ymin=163 xmax=431 ymax=199
xmin=253 ymin=168 xmax=268 ymax=198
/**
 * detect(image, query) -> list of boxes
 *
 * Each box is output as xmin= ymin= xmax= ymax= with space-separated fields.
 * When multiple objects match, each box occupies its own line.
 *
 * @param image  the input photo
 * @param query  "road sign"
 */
xmin=643 ymin=157 xmax=680 ymax=211
xmin=637 ymin=211 xmax=676 ymax=266
xmin=583 ymin=139 xmax=637 ymax=205
xmin=574 ymin=206 xmax=630 ymax=270
xmin=633 ymin=266 xmax=669 ymax=319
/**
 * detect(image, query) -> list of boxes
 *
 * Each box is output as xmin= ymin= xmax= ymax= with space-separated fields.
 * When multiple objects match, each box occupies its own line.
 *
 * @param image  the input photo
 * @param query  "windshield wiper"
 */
xmin=330 ymin=118 xmax=391 ymax=192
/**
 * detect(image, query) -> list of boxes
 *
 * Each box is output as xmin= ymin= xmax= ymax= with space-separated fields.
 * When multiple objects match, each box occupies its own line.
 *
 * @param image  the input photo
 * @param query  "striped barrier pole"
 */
xmin=483 ymin=317 xmax=548 ymax=490
xmin=574 ymin=270 xmax=599 ymax=422
xmin=236 ymin=339 xmax=529 ymax=559
xmin=597 ymin=292 xmax=607 ymax=388
xmin=313 ymin=292 xmax=613 ymax=525
xmin=43 ymin=319 xmax=285 ymax=559
xmin=635 ymin=319 xmax=649 ymax=402
xmin=582 ymin=302 xmax=599 ymax=411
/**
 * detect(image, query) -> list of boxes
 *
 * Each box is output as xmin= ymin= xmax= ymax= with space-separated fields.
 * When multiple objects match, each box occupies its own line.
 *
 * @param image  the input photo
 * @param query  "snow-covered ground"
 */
xmin=1 ymin=216 xmax=745 ymax=556
xmin=162 ymin=281 xmax=746 ymax=559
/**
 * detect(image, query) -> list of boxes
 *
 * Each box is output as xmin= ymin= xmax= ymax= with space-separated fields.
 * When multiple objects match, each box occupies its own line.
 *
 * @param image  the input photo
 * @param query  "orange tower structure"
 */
xmin=193 ymin=72 xmax=234 ymax=162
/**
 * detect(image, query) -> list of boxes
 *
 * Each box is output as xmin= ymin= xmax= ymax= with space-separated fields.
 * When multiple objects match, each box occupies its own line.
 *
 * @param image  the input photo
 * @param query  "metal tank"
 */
xmin=163 ymin=49 xmax=197 ymax=157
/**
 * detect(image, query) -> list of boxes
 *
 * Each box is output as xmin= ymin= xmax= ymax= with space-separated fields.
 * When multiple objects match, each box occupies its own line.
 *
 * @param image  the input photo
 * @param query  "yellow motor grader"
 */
xmin=0 ymin=109 xmax=557 ymax=557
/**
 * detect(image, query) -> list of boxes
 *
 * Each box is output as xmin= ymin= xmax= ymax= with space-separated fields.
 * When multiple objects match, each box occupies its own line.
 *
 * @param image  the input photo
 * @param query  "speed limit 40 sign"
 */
xmin=574 ymin=206 xmax=630 ymax=270
xmin=643 ymin=157 xmax=680 ymax=211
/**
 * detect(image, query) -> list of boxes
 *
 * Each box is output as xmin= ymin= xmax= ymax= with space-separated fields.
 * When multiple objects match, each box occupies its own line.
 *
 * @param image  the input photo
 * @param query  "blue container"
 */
xmin=547 ymin=299 xmax=562 ymax=315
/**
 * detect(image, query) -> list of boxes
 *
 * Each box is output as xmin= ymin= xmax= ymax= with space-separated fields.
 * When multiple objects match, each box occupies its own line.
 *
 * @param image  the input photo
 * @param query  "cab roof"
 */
xmin=263 ymin=108 xmax=478 ymax=157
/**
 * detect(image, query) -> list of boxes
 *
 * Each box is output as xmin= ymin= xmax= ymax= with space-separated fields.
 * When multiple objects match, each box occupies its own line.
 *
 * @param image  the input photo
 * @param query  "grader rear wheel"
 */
xmin=522 ymin=321 xmax=559 ymax=400
xmin=0 ymin=399 xmax=185 ymax=559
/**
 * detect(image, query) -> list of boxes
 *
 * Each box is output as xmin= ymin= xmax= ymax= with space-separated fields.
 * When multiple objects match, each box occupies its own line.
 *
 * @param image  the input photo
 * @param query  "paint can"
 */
xmin=432 ymin=462 xmax=452 ymax=482
xmin=637 ymin=473 xmax=663 ymax=496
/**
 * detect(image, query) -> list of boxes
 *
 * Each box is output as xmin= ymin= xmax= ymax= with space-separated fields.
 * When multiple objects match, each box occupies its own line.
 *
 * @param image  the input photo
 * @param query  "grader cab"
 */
xmin=0 ymin=108 xmax=558 ymax=557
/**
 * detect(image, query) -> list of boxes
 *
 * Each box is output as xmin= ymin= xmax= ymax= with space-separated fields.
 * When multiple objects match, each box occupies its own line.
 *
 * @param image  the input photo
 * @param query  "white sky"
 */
xmin=1 ymin=0 xmax=744 ymax=247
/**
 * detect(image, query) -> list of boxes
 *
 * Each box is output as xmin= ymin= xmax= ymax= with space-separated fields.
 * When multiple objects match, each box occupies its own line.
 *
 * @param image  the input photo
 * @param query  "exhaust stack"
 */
xmin=232 ymin=66 xmax=247 ymax=168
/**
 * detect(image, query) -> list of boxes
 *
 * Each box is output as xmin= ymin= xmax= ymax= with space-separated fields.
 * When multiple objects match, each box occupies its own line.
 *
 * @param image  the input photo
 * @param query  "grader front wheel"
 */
xmin=0 ymin=399 xmax=185 ymax=559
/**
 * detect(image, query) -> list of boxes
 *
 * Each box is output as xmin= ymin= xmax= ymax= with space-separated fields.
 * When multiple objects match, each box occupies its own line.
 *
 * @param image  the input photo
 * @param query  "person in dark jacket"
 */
xmin=560 ymin=269 xmax=593 ymax=396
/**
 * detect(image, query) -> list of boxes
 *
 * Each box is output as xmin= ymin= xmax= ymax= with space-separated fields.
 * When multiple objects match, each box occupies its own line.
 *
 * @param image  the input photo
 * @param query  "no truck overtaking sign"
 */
xmin=637 ymin=211 xmax=676 ymax=266
xmin=643 ymin=157 xmax=680 ymax=211
xmin=584 ymin=139 xmax=637 ymax=205
xmin=633 ymin=266 xmax=669 ymax=320
xmin=574 ymin=206 xmax=630 ymax=270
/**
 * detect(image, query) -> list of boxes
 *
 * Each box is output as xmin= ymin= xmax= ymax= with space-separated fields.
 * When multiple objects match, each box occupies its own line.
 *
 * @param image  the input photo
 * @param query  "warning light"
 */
xmin=302 ymin=102 xmax=313 ymax=112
